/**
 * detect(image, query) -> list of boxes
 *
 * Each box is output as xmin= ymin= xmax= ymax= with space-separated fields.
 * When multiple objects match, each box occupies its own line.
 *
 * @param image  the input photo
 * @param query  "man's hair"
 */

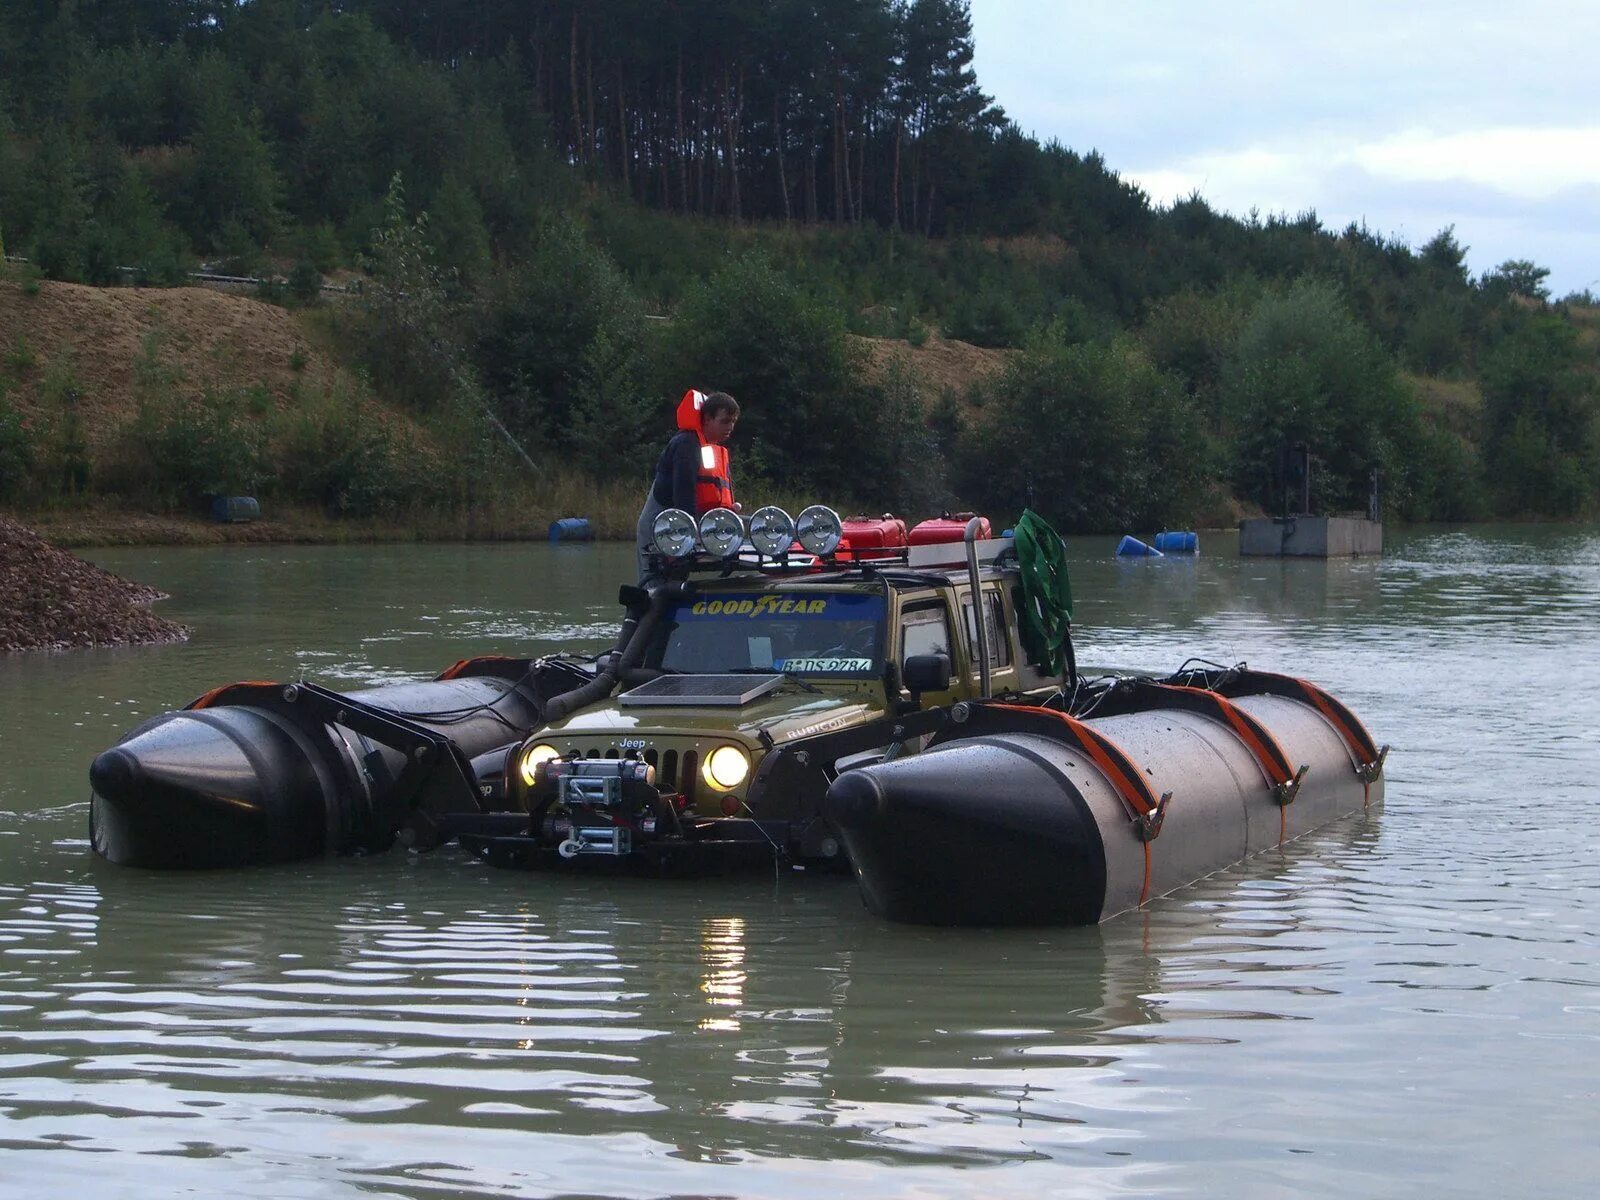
xmin=701 ymin=391 xmax=740 ymax=421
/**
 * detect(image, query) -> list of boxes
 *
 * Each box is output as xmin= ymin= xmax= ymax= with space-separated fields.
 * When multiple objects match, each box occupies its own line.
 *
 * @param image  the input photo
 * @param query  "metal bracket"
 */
xmin=1134 ymin=792 xmax=1174 ymax=842
xmin=1273 ymin=763 xmax=1310 ymax=807
xmin=196 ymin=680 xmax=483 ymax=852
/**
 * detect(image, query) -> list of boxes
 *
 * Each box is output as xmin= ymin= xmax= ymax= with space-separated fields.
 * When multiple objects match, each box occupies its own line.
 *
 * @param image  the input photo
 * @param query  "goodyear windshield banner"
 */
xmin=668 ymin=591 xmax=885 ymax=675
xmin=675 ymin=593 xmax=884 ymax=621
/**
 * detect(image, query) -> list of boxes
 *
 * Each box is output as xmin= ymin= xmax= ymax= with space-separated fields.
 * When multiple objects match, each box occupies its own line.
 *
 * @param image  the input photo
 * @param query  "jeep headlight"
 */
xmin=748 ymin=505 xmax=795 ymax=556
xmin=518 ymin=743 xmax=560 ymax=787
xmin=698 ymin=507 xmax=744 ymax=557
xmin=652 ymin=508 xmax=698 ymax=557
xmin=703 ymin=744 xmax=750 ymax=791
xmin=796 ymin=505 xmax=843 ymax=556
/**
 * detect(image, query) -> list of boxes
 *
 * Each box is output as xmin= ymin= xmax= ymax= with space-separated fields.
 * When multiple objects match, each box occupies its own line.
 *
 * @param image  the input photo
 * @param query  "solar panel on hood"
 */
xmin=617 ymin=674 xmax=784 ymax=707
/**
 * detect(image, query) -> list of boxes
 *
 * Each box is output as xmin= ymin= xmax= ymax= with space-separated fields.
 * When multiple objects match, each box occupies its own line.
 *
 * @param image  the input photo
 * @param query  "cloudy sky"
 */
xmin=968 ymin=1 xmax=1600 ymax=297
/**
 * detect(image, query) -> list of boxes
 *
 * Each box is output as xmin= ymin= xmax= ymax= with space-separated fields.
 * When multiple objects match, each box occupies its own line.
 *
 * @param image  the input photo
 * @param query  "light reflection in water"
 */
xmin=697 ymin=916 xmax=748 ymax=1032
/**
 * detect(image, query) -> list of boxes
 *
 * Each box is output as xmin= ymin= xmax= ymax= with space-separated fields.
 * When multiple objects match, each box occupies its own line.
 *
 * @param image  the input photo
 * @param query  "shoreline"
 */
xmin=14 ymin=506 xmax=639 ymax=549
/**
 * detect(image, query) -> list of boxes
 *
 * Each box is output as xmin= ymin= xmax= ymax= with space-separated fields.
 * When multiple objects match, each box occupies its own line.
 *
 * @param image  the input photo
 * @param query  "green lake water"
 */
xmin=0 ymin=527 xmax=1596 ymax=1198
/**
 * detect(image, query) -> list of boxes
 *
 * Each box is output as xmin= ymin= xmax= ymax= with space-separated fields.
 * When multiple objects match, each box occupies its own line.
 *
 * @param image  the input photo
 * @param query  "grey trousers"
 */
xmin=636 ymin=491 xmax=664 ymax=586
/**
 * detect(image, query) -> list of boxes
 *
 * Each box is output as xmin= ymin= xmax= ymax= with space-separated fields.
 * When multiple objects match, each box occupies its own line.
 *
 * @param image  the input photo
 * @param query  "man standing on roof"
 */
xmin=636 ymin=389 xmax=740 ymax=584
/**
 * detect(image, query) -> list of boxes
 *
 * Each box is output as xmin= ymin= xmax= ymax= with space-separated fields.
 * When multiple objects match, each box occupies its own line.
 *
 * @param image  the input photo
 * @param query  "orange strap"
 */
xmin=1131 ymin=681 xmax=1305 ymax=798
xmin=188 ymin=680 xmax=278 ymax=710
xmin=1222 ymin=670 xmax=1382 ymax=777
xmin=989 ymin=703 xmax=1159 ymax=820
xmin=984 ymin=703 xmax=1174 ymax=850
xmin=436 ymin=655 xmax=520 ymax=681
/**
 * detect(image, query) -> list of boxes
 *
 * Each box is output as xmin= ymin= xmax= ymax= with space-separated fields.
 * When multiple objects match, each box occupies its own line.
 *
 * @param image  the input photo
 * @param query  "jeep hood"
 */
xmin=538 ymin=687 xmax=877 ymax=746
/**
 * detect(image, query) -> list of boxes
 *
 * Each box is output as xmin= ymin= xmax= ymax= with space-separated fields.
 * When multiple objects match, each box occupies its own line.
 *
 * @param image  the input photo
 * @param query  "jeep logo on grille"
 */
xmin=618 ymin=738 xmax=649 ymax=751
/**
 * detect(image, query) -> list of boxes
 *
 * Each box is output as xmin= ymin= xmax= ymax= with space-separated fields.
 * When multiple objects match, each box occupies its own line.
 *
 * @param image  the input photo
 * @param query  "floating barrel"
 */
xmin=1153 ymin=530 xmax=1198 ymax=554
xmin=825 ymin=678 xmax=1385 ymax=926
xmin=88 ymin=660 xmax=570 ymax=869
xmin=1116 ymin=535 xmax=1163 ymax=557
xmin=211 ymin=495 xmax=260 ymax=523
xmin=548 ymin=517 xmax=594 ymax=542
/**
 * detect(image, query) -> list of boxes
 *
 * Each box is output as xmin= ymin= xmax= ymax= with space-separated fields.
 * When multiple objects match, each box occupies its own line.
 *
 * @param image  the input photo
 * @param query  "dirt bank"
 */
xmin=0 ymin=279 xmax=337 ymax=450
xmin=0 ymin=514 xmax=187 ymax=652
xmin=853 ymin=332 xmax=1011 ymax=400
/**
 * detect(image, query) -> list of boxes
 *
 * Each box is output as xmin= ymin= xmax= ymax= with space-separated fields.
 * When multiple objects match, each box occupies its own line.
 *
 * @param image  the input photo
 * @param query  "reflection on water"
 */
xmin=1 ymin=527 xmax=1597 ymax=1198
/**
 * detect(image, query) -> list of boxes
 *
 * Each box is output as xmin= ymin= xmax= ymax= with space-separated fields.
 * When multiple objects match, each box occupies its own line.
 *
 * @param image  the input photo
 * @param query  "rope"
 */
xmin=1013 ymin=509 xmax=1074 ymax=678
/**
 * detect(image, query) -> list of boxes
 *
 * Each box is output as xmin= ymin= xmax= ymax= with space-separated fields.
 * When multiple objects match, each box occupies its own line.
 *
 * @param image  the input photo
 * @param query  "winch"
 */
xmin=534 ymin=756 xmax=672 ymax=859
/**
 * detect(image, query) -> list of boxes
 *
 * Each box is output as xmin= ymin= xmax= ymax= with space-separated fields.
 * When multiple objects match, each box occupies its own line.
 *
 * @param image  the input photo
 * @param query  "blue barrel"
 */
xmin=1116 ymin=535 xmax=1163 ymax=558
xmin=1154 ymin=530 xmax=1199 ymax=554
xmin=548 ymin=517 xmax=594 ymax=542
xmin=211 ymin=496 xmax=260 ymax=523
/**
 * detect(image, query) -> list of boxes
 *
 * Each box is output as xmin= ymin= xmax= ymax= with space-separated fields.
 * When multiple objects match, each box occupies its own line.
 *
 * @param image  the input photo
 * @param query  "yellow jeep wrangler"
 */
xmin=460 ymin=511 xmax=1069 ymax=872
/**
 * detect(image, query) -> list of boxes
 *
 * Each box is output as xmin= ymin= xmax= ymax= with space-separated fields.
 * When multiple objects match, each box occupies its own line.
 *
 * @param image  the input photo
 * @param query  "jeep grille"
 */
xmin=574 ymin=746 xmax=699 ymax=806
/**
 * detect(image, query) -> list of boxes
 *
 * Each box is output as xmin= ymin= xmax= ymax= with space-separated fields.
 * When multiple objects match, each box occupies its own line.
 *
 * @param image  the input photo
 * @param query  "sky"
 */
xmin=968 ymin=0 xmax=1600 ymax=297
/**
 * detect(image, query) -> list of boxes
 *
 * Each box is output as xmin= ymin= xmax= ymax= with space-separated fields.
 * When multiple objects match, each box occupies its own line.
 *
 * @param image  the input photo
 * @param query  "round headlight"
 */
xmin=698 ymin=507 xmax=744 ymax=557
xmin=518 ymin=743 xmax=560 ymax=787
xmin=796 ymin=505 xmax=844 ymax=556
xmin=651 ymin=508 xmax=698 ymax=558
xmin=702 ymin=744 xmax=750 ymax=792
xmin=747 ymin=505 xmax=795 ymax=556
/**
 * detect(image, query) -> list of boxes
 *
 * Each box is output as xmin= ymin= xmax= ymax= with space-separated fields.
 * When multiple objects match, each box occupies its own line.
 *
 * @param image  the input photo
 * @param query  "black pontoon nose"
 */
xmin=90 ymin=707 xmax=334 ymax=868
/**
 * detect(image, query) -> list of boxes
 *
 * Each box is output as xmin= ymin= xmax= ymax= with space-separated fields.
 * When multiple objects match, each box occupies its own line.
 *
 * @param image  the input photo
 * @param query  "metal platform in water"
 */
xmin=1239 ymin=516 xmax=1383 ymax=558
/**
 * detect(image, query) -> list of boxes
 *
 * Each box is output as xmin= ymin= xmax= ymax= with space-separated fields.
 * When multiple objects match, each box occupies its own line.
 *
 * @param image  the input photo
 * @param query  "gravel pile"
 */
xmin=0 ymin=515 xmax=188 ymax=652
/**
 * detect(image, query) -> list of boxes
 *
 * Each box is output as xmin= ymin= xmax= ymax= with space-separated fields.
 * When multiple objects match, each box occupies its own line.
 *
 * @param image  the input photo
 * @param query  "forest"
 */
xmin=1 ymin=0 xmax=1597 ymax=533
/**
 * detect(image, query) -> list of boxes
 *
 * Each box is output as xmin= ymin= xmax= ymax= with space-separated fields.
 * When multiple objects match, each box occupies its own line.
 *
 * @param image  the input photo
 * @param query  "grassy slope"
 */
xmin=3 ymin=279 xmax=1014 ymax=545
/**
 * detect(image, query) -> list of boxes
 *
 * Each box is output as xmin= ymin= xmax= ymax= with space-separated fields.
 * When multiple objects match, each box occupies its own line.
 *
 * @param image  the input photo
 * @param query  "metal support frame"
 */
xmin=188 ymin=680 xmax=482 ymax=851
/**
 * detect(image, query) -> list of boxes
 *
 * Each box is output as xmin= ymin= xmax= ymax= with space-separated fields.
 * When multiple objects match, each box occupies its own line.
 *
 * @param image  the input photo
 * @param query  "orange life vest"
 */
xmin=676 ymin=388 xmax=734 ymax=513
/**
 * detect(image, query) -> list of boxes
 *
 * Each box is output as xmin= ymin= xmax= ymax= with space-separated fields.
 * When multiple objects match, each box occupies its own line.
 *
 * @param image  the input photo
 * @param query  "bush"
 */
xmin=1220 ymin=279 xmax=1420 ymax=515
xmin=1406 ymin=421 xmax=1488 ymax=522
xmin=652 ymin=254 xmax=875 ymax=496
xmin=355 ymin=175 xmax=469 ymax=412
xmin=954 ymin=326 xmax=1212 ymax=532
xmin=476 ymin=215 xmax=650 ymax=474
xmin=1477 ymin=314 xmax=1599 ymax=515
xmin=944 ymin=284 xmax=1029 ymax=348
xmin=288 ymin=261 xmax=324 ymax=305
xmin=32 ymin=358 xmax=93 ymax=497
xmin=0 ymin=386 xmax=35 ymax=500
xmin=110 ymin=385 xmax=266 ymax=507
xmin=271 ymin=379 xmax=436 ymax=517
xmin=1139 ymin=286 xmax=1250 ymax=423
xmin=867 ymin=352 xmax=950 ymax=513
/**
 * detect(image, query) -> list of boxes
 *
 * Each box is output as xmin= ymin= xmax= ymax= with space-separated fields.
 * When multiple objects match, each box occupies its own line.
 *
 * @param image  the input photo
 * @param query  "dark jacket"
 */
xmin=651 ymin=430 xmax=710 ymax=511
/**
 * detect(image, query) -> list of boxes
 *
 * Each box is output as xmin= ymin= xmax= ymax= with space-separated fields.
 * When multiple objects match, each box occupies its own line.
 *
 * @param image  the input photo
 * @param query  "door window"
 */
xmin=900 ymin=603 xmax=953 ymax=665
xmin=961 ymin=590 xmax=1011 ymax=669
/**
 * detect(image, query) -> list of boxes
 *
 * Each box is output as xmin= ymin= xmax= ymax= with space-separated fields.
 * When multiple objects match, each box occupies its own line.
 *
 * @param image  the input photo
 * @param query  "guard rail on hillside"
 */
xmin=3 ymin=255 xmax=355 ymax=295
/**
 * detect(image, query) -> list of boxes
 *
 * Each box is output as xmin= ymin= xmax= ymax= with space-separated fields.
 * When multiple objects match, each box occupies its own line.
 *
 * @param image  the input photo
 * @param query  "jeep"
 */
xmin=463 ymin=514 xmax=1069 ymax=871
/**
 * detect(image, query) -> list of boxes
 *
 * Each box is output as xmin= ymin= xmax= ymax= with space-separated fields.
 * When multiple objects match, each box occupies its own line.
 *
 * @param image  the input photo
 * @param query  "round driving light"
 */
xmin=651 ymin=507 xmax=698 ymax=557
xmin=748 ymin=505 xmax=796 ymax=556
xmin=795 ymin=505 xmax=844 ymax=556
xmin=702 ymin=744 xmax=750 ymax=791
xmin=698 ymin=507 xmax=744 ymax=557
xmin=519 ymin=743 xmax=560 ymax=787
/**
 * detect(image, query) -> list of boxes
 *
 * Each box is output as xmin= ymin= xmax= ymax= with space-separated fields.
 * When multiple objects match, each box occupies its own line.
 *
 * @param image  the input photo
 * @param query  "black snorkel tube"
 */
xmin=541 ymin=581 xmax=686 ymax=721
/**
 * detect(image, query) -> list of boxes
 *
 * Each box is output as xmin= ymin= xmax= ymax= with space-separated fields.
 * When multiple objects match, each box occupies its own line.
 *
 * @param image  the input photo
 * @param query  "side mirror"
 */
xmin=902 ymin=653 xmax=953 ymax=698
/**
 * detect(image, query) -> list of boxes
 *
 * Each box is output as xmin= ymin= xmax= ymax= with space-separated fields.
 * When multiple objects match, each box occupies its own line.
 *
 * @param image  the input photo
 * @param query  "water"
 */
xmin=1 ymin=528 xmax=1596 ymax=1198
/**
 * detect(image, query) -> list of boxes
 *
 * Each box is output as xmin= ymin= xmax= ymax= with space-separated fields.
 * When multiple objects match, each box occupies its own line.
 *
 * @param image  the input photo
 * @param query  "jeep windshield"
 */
xmin=650 ymin=591 xmax=885 ymax=679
